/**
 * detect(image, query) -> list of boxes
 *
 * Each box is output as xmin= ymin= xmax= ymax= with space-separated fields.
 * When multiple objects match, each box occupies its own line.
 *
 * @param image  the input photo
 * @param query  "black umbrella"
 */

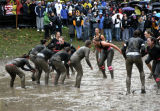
xmin=121 ymin=3 xmax=128 ymax=8
xmin=128 ymin=1 xmax=139 ymax=7
xmin=152 ymin=2 xmax=160 ymax=8
xmin=152 ymin=7 xmax=160 ymax=13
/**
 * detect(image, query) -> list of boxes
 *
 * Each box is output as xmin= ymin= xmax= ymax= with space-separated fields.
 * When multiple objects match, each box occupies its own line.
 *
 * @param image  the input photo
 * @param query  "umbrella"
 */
xmin=122 ymin=7 xmax=135 ymax=11
xmin=112 ymin=13 xmax=123 ymax=23
xmin=121 ymin=3 xmax=128 ymax=8
xmin=128 ymin=1 xmax=139 ymax=7
xmin=139 ymin=1 xmax=149 ymax=5
xmin=153 ymin=8 xmax=160 ymax=12
xmin=135 ymin=6 xmax=141 ymax=15
xmin=155 ymin=13 xmax=160 ymax=18
xmin=152 ymin=2 xmax=160 ymax=9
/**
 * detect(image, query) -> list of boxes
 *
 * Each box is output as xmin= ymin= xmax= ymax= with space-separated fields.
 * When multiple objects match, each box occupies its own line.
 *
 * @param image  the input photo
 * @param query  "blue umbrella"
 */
xmin=155 ymin=13 xmax=160 ymax=18
xmin=122 ymin=7 xmax=135 ymax=11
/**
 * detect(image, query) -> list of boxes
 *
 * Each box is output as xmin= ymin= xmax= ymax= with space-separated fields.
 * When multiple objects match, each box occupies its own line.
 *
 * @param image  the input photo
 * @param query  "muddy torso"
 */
xmin=126 ymin=37 xmax=144 ymax=54
xmin=71 ymin=46 xmax=90 ymax=62
xmin=50 ymin=50 xmax=70 ymax=64
xmin=147 ymin=45 xmax=160 ymax=61
xmin=30 ymin=44 xmax=45 ymax=55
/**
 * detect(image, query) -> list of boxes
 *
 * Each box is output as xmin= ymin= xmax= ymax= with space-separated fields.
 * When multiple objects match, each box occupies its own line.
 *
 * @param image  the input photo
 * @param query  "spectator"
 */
xmin=83 ymin=1 xmax=92 ymax=9
xmin=97 ymin=11 xmax=104 ymax=34
xmin=29 ymin=0 xmax=36 ymax=28
xmin=101 ymin=0 xmax=107 ymax=7
xmin=129 ymin=15 xmax=138 ymax=38
xmin=151 ymin=17 xmax=159 ymax=38
xmin=144 ymin=16 xmax=152 ymax=32
xmin=67 ymin=2 xmax=74 ymax=14
xmin=114 ymin=14 xmax=122 ymax=41
xmin=49 ymin=12 xmax=57 ymax=35
xmin=56 ymin=13 xmax=62 ymax=34
xmin=75 ymin=2 xmax=83 ymax=13
xmin=35 ymin=2 xmax=45 ymax=32
xmin=55 ymin=0 xmax=62 ymax=16
xmin=68 ymin=12 xmax=75 ymax=42
xmin=44 ymin=12 xmax=52 ymax=39
xmin=122 ymin=16 xmax=129 ymax=41
xmin=5 ymin=1 xmax=13 ymax=15
xmin=90 ymin=12 xmax=98 ymax=37
xmin=83 ymin=14 xmax=90 ymax=41
xmin=73 ymin=10 xmax=83 ymax=40
xmin=138 ymin=17 xmax=145 ymax=32
xmin=103 ymin=13 xmax=112 ymax=42
xmin=60 ymin=4 xmax=68 ymax=26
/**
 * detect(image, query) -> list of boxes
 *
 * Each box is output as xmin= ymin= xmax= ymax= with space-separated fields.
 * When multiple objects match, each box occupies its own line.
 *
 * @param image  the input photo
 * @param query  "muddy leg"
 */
xmin=54 ymin=70 xmax=60 ymax=85
xmin=16 ymin=68 xmax=25 ymax=88
xmin=126 ymin=58 xmax=133 ymax=94
xmin=31 ymin=71 xmax=36 ymax=81
xmin=10 ymin=73 xmax=16 ymax=88
xmin=107 ymin=49 xmax=114 ymax=79
xmin=65 ymin=64 xmax=70 ymax=78
xmin=61 ymin=71 xmax=66 ymax=84
xmin=135 ymin=58 xmax=146 ymax=94
xmin=73 ymin=62 xmax=83 ymax=88
xmin=99 ymin=50 xmax=107 ymax=78
xmin=45 ymin=72 xmax=49 ymax=85
xmin=70 ymin=65 xmax=75 ymax=75
xmin=36 ymin=67 xmax=42 ymax=84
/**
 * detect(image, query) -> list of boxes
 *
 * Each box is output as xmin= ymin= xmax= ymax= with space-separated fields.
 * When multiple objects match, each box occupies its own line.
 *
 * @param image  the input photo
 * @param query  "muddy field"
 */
xmin=0 ymin=51 xmax=159 ymax=111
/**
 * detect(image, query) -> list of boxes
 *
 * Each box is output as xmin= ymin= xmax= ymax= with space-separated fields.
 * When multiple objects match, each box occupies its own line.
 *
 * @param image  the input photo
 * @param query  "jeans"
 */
xmin=115 ymin=28 xmax=121 ymax=41
xmin=36 ymin=17 xmax=44 ymax=30
xmin=104 ymin=28 xmax=112 ymax=41
xmin=75 ymin=26 xmax=82 ymax=39
xmin=129 ymin=27 xmax=135 ymax=38
xmin=122 ymin=28 xmax=129 ymax=41
xmin=83 ymin=27 xmax=90 ymax=42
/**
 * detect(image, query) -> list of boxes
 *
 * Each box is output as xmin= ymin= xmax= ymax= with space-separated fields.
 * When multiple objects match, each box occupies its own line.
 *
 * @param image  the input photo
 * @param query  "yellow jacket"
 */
xmin=83 ymin=3 xmax=92 ymax=8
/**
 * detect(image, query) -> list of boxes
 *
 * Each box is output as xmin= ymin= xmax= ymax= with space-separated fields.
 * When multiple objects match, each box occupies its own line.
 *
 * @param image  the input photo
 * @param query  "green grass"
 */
xmin=0 ymin=27 xmax=123 ymax=59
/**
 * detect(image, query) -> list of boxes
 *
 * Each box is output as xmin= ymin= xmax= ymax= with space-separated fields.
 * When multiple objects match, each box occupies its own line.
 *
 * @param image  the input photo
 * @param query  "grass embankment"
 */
xmin=0 ymin=28 xmax=123 ymax=59
xmin=0 ymin=28 xmax=84 ymax=58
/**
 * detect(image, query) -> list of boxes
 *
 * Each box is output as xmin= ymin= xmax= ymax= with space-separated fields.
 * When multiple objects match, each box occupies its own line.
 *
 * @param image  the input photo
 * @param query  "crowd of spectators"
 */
xmin=1 ymin=0 xmax=160 ymax=42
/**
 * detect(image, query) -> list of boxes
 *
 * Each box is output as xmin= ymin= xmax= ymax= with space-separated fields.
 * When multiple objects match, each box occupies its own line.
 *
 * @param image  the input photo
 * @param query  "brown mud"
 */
xmin=0 ymin=51 xmax=159 ymax=111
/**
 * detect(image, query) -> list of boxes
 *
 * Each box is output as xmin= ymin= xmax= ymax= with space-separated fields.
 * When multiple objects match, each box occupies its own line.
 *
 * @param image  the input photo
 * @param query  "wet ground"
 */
xmin=0 ymin=51 xmax=160 ymax=111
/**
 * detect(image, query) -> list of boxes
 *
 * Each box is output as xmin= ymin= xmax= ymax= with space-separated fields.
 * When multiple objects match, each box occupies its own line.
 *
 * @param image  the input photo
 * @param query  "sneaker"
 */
xmin=37 ymin=29 xmax=40 ymax=32
xmin=41 ymin=29 xmax=44 ymax=32
xmin=109 ymin=40 xmax=112 ymax=43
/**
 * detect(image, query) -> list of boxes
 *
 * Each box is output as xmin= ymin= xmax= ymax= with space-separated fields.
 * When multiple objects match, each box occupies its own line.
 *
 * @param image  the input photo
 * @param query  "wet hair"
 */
xmin=148 ymin=37 xmax=157 ymax=44
xmin=20 ymin=54 xmax=29 ymax=58
xmin=55 ymin=31 xmax=60 ymax=36
xmin=40 ymin=39 xmax=47 ymax=45
xmin=145 ymin=30 xmax=154 ymax=37
xmin=85 ymin=40 xmax=92 ymax=47
xmin=133 ymin=30 xmax=141 ymax=37
xmin=65 ymin=47 xmax=71 ymax=52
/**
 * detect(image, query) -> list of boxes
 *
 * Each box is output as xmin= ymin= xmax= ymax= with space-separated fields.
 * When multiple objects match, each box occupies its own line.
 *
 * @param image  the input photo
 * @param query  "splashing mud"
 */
xmin=0 ymin=51 xmax=159 ymax=111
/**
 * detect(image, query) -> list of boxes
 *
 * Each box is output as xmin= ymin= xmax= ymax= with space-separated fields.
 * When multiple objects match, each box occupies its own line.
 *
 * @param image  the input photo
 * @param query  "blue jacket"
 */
xmin=97 ymin=16 xmax=104 ymax=29
xmin=35 ymin=6 xmax=45 ymax=17
xmin=61 ymin=9 xmax=68 ymax=19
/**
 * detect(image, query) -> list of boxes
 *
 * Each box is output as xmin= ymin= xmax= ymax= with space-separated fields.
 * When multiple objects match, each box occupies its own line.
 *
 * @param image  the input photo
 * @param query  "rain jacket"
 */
xmin=44 ymin=12 xmax=51 ymax=25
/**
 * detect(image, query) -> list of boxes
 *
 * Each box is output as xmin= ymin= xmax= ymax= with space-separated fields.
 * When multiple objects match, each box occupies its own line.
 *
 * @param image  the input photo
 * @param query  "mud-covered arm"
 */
xmin=85 ymin=48 xmax=92 ymax=68
xmin=121 ymin=41 xmax=128 ymax=59
xmin=140 ymin=40 xmax=146 ymax=57
xmin=21 ymin=60 xmax=34 ymax=71
xmin=101 ymin=41 xmax=122 ymax=54
xmin=145 ymin=55 xmax=152 ymax=65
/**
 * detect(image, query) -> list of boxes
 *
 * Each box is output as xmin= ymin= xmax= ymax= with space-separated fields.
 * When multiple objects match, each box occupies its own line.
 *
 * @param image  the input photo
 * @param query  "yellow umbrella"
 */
xmin=135 ymin=6 xmax=141 ymax=15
